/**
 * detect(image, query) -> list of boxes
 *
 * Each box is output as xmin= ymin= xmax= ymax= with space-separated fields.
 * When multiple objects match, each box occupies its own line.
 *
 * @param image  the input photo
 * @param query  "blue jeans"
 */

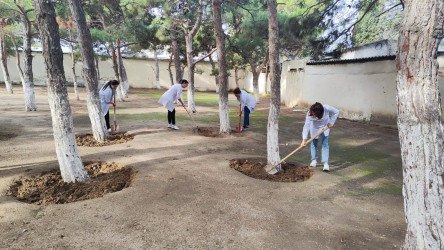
xmin=243 ymin=107 xmax=250 ymax=128
xmin=311 ymin=133 xmax=329 ymax=163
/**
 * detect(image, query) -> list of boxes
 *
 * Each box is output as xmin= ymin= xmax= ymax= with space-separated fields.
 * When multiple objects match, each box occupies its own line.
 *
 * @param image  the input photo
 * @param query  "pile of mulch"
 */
xmin=230 ymin=158 xmax=313 ymax=182
xmin=195 ymin=127 xmax=245 ymax=138
xmin=76 ymin=132 xmax=134 ymax=147
xmin=8 ymin=162 xmax=137 ymax=206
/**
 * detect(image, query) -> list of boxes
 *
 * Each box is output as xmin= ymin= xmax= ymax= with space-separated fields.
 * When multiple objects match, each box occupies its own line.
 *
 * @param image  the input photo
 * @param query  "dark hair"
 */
xmin=233 ymin=88 xmax=241 ymax=94
xmin=309 ymin=102 xmax=324 ymax=119
xmin=180 ymin=79 xmax=189 ymax=84
xmin=102 ymin=80 xmax=120 ymax=90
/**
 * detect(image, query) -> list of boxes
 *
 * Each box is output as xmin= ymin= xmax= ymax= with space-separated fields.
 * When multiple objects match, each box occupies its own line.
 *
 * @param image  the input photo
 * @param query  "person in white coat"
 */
xmin=300 ymin=102 xmax=339 ymax=172
xmin=158 ymin=79 xmax=189 ymax=130
xmin=233 ymin=88 xmax=256 ymax=130
xmin=99 ymin=80 xmax=120 ymax=131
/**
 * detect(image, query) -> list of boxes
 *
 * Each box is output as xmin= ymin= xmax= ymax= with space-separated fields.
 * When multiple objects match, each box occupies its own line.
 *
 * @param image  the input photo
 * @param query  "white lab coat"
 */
xmin=237 ymin=90 xmax=256 ymax=113
xmin=158 ymin=84 xmax=184 ymax=112
xmin=302 ymin=104 xmax=339 ymax=140
xmin=99 ymin=86 xmax=114 ymax=115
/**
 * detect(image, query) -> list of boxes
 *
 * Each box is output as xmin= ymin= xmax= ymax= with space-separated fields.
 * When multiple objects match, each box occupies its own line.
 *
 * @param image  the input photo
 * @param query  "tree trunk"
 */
xmin=266 ymin=0 xmax=281 ymax=171
xmin=212 ymin=0 xmax=230 ymax=134
xmin=95 ymin=56 xmax=100 ymax=84
xmin=170 ymin=27 xmax=182 ymax=83
xmin=69 ymin=30 xmax=79 ymax=101
xmin=251 ymin=66 xmax=260 ymax=102
xmin=33 ymin=0 xmax=89 ymax=183
xmin=19 ymin=10 xmax=37 ymax=111
xmin=396 ymin=0 xmax=444 ymax=248
xmin=0 ymin=25 xmax=12 ymax=94
xmin=168 ymin=53 xmax=174 ymax=85
xmin=111 ymin=46 xmax=124 ymax=101
xmin=10 ymin=34 xmax=27 ymax=105
xmin=265 ymin=62 xmax=269 ymax=94
xmin=235 ymin=67 xmax=239 ymax=89
xmin=209 ymin=55 xmax=219 ymax=92
xmin=68 ymin=0 xmax=109 ymax=142
xmin=116 ymin=41 xmax=129 ymax=98
xmin=154 ymin=48 xmax=160 ymax=89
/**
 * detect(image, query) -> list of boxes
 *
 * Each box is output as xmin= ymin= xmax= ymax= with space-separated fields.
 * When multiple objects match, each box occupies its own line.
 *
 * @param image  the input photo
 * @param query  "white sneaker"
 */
xmin=107 ymin=128 xmax=111 ymax=132
xmin=171 ymin=125 xmax=180 ymax=130
xmin=323 ymin=163 xmax=330 ymax=172
xmin=168 ymin=124 xmax=172 ymax=128
xmin=310 ymin=160 xmax=317 ymax=167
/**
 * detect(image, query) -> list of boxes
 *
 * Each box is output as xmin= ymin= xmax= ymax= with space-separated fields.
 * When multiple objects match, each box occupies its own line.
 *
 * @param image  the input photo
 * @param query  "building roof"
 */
xmin=307 ymin=55 xmax=396 ymax=65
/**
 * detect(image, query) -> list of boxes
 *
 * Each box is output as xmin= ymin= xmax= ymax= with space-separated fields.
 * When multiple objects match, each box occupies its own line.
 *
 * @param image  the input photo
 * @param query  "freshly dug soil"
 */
xmin=230 ymin=158 xmax=313 ymax=182
xmin=76 ymin=132 xmax=134 ymax=147
xmin=8 ymin=162 xmax=136 ymax=206
xmin=195 ymin=127 xmax=245 ymax=138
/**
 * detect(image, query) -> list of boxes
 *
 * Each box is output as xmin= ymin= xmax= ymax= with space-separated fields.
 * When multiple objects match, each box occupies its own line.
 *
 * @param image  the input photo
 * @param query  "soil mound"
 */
xmin=76 ymin=132 xmax=134 ymax=147
xmin=230 ymin=158 xmax=313 ymax=182
xmin=195 ymin=127 xmax=245 ymax=138
xmin=8 ymin=162 xmax=136 ymax=206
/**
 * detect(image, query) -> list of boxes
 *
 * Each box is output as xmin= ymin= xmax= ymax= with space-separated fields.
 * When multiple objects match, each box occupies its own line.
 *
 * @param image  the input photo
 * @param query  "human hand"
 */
xmin=327 ymin=123 xmax=333 ymax=128
xmin=300 ymin=139 xmax=306 ymax=147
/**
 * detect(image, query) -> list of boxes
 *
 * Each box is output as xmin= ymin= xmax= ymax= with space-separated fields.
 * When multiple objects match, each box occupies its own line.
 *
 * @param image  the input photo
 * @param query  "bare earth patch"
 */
xmin=196 ymin=127 xmax=245 ymax=138
xmin=7 ymin=162 xmax=136 ymax=206
xmin=0 ymin=132 xmax=18 ymax=141
xmin=230 ymin=158 xmax=313 ymax=182
xmin=76 ymin=132 xmax=134 ymax=146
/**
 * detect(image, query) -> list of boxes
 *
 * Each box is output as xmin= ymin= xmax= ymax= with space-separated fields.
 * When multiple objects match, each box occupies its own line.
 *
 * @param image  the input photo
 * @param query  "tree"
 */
xmin=396 ymin=0 xmax=444 ymax=248
xmin=0 ymin=1 xmax=37 ymax=110
xmin=0 ymin=18 xmax=12 ymax=94
xmin=212 ymin=0 xmax=230 ymax=134
xmin=266 ymin=0 xmax=281 ymax=171
xmin=33 ymin=0 xmax=89 ymax=183
xmin=67 ymin=0 xmax=110 ymax=143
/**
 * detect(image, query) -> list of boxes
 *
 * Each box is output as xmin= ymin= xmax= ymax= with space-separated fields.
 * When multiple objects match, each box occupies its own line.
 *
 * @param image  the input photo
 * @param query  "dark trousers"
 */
xmin=168 ymin=109 xmax=176 ymax=124
xmin=105 ymin=110 xmax=110 ymax=129
xmin=243 ymin=107 xmax=250 ymax=128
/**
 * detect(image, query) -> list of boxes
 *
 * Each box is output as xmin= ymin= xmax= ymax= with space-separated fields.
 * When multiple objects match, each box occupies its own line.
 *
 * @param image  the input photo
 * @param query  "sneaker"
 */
xmin=309 ymin=160 xmax=317 ymax=167
xmin=171 ymin=125 xmax=180 ymax=130
xmin=168 ymin=124 xmax=172 ymax=128
xmin=323 ymin=163 xmax=330 ymax=172
xmin=107 ymin=128 xmax=111 ymax=132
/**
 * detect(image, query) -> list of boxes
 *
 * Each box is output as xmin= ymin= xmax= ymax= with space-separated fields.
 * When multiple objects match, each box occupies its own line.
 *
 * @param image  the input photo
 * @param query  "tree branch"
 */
xmin=192 ymin=48 xmax=217 ymax=66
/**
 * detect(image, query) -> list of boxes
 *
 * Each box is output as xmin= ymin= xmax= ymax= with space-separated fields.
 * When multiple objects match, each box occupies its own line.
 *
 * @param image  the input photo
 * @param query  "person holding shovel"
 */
xmin=99 ymin=80 xmax=120 ymax=132
xmin=158 ymin=79 xmax=189 ymax=130
xmin=300 ymin=102 xmax=339 ymax=172
xmin=233 ymin=88 xmax=256 ymax=131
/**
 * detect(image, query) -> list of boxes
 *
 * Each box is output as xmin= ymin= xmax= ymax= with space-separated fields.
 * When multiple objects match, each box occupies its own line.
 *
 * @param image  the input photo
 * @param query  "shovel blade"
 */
xmin=111 ymin=125 xmax=119 ymax=132
xmin=264 ymin=164 xmax=279 ymax=175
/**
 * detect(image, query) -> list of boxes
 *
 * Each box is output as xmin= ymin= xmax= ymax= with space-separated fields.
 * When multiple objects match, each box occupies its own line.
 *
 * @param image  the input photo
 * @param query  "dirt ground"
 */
xmin=0 ymin=85 xmax=405 ymax=249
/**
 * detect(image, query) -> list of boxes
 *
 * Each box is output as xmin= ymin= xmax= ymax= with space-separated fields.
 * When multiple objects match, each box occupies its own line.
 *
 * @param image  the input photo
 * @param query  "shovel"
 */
xmin=265 ymin=126 xmax=330 ymax=174
xmin=235 ymin=104 xmax=242 ymax=132
xmin=181 ymin=103 xmax=198 ymax=130
xmin=111 ymin=90 xmax=119 ymax=132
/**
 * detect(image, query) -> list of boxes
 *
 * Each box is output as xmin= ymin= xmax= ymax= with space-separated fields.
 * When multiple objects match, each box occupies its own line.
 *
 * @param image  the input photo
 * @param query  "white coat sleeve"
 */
xmin=302 ymin=112 xmax=311 ymax=140
xmin=325 ymin=105 xmax=339 ymax=125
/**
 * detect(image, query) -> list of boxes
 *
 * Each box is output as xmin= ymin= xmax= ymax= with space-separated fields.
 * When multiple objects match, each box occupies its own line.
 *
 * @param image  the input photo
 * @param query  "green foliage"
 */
xmin=351 ymin=0 xmax=402 ymax=46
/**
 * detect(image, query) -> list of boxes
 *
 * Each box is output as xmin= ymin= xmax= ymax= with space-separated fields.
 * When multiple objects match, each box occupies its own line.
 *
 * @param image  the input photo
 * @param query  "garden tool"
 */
xmin=112 ymin=90 xmax=119 ymax=132
xmin=236 ymin=104 xmax=242 ymax=132
xmin=265 ymin=126 xmax=330 ymax=175
xmin=181 ymin=103 xmax=198 ymax=131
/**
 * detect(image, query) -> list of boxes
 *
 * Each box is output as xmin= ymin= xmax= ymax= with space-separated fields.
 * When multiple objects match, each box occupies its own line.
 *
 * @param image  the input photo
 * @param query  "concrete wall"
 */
xmin=1 ymin=52 xmax=240 ymax=91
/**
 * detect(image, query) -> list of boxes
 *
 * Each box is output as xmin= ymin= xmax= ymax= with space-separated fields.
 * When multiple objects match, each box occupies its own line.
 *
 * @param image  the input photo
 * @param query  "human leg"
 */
xmin=321 ymin=134 xmax=329 ymax=163
xmin=104 ymin=111 xmax=110 ymax=130
xmin=243 ymin=107 xmax=250 ymax=128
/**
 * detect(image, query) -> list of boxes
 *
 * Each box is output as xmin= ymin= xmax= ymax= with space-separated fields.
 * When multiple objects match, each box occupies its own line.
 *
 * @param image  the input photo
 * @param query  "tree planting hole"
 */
xmin=229 ymin=158 xmax=313 ymax=182
xmin=195 ymin=127 xmax=246 ymax=138
xmin=8 ymin=162 xmax=137 ymax=206
xmin=76 ymin=132 xmax=134 ymax=147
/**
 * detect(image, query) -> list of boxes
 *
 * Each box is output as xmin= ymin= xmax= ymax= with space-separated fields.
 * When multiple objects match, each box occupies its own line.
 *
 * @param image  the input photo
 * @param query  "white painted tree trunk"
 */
xmin=396 ymin=0 xmax=444 ymax=248
xmin=33 ymin=0 xmax=89 ymax=183
xmin=21 ymin=13 xmax=37 ymax=111
xmin=117 ymin=46 xmax=129 ymax=98
xmin=111 ymin=46 xmax=124 ymax=102
xmin=69 ymin=31 xmax=79 ymax=101
xmin=0 ymin=26 xmax=12 ymax=94
xmin=10 ymin=34 xmax=30 ymax=111
xmin=154 ymin=49 xmax=160 ymax=89
xmin=212 ymin=0 xmax=231 ymax=134
xmin=267 ymin=0 xmax=281 ymax=170
xmin=186 ymin=36 xmax=197 ymax=113
xmin=68 ymin=0 xmax=109 ymax=142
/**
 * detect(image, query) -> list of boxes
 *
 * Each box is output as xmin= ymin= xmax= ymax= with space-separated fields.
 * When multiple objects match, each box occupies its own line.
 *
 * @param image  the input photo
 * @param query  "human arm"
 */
xmin=325 ymin=105 xmax=339 ymax=127
xmin=300 ymin=112 xmax=311 ymax=146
